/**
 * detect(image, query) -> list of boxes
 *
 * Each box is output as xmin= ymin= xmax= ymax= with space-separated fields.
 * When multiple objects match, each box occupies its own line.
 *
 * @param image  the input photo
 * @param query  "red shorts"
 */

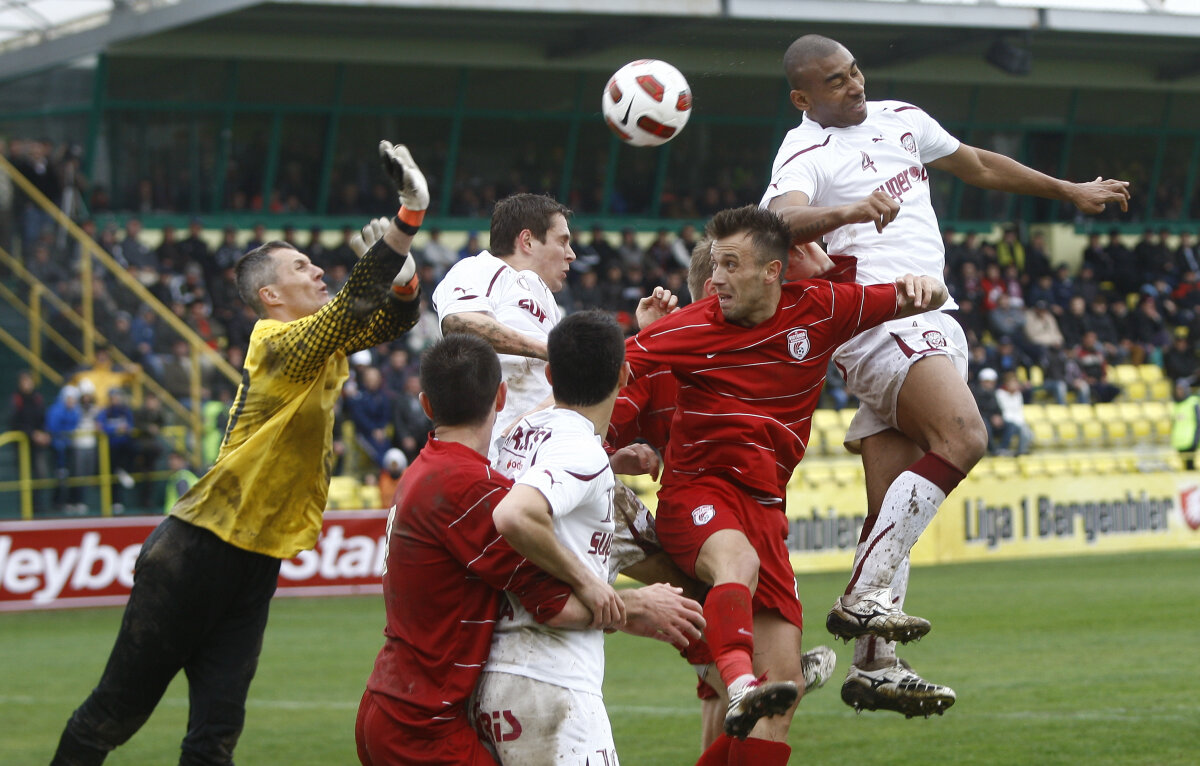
xmin=657 ymin=474 xmax=804 ymax=631
xmin=356 ymin=689 xmax=498 ymax=766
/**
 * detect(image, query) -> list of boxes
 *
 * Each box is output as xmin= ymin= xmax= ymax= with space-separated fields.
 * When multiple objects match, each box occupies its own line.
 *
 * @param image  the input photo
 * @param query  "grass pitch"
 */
xmin=4 ymin=550 xmax=1199 ymax=765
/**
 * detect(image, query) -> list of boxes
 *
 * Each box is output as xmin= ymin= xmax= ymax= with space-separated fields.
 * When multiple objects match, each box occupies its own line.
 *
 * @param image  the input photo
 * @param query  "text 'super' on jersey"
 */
xmin=761 ymin=100 xmax=960 ymax=308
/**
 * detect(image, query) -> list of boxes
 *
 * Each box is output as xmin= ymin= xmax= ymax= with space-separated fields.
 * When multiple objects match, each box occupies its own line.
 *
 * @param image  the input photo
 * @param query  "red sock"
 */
xmin=694 ymin=734 xmax=733 ymax=766
xmin=704 ymin=583 xmax=755 ymax=688
xmin=729 ymin=737 xmax=791 ymax=766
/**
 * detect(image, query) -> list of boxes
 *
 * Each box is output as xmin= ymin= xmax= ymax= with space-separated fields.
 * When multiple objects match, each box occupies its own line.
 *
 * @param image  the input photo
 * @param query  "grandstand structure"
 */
xmin=0 ymin=0 xmax=1197 ymax=231
xmin=0 ymin=0 xmax=1199 ymax=518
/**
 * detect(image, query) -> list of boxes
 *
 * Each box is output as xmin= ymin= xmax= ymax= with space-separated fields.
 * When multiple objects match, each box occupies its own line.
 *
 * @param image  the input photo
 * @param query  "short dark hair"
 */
xmin=236 ymin=240 xmax=293 ymax=317
xmin=419 ymin=334 xmax=502 ymax=427
xmin=704 ymin=206 xmax=791 ymax=269
xmin=547 ymin=310 xmax=625 ymax=407
xmin=784 ymin=34 xmax=844 ymax=90
xmin=490 ymin=193 xmax=572 ymax=257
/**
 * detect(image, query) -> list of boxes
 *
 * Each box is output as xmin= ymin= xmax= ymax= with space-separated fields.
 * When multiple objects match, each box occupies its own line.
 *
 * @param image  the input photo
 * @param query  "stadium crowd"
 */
xmin=4 ymin=137 xmax=1200 ymax=513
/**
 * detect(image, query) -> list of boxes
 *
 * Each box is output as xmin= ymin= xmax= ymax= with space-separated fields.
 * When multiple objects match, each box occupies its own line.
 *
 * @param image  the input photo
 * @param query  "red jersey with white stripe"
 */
xmin=607 ymin=366 xmax=678 ymax=454
xmin=365 ymin=437 xmax=570 ymax=733
xmin=761 ymin=100 xmax=960 ymax=309
xmin=625 ymin=281 xmax=899 ymax=503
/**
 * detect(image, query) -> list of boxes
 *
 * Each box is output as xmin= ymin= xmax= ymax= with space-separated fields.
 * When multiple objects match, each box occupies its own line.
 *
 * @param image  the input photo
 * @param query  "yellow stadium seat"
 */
xmin=1124 ymin=380 xmax=1148 ymax=401
xmin=1150 ymin=379 xmax=1172 ymax=401
xmin=807 ymin=427 xmax=827 ymax=456
xmin=1128 ymin=417 xmax=1154 ymax=444
xmin=1138 ymin=364 xmax=1164 ymax=383
xmin=1028 ymin=365 xmax=1045 ymax=387
xmin=1030 ymin=420 xmax=1057 ymax=449
xmin=1103 ymin=418 xmax=1132 ymax=447
xmin=1079 ymin=419 xmax=1104 ymax=447
xmin=837 ymin=408 xmax=857 ymax=430
xmin=1042 ymin=404 xmax=1070 ymax=423
xmin=1055 ymin=420 xmax=1082 ymax=449
xmin=812 ymin=409 xmax=841 ymax=432
xmin=1068 ymin=403 xmax=1095 ymax=422
xmin=1112 ymin=364 xmax=1139 ymax=385
xmin=989 ymin=456 xmax=1019 ymax=480
xmin=326 ymin=476 xmax=362 ymax=510
xmin=1115 ymin=401 xmax=1143 ymax=421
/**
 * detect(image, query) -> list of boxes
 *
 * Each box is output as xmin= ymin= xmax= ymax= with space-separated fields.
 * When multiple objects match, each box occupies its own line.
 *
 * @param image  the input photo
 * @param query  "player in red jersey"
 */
xmin=624 ymin=206 xmax=947 ymax=765
xmin=357 ymin=333 xmax=702 ymax=766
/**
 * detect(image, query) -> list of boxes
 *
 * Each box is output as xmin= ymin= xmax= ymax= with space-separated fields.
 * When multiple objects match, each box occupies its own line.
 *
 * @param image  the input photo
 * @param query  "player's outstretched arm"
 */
xmin=927 ymin=144 xmax=1130 ymax=215
xmin=441 ymin=312 xmax=549 ymax=360
xmin=494 ymin=484 xmax=626 ymax=630
xmin=768 ymin=189 xmax=900 ymax=241
xmin=893 ymin=273 xmax=949 ymax=318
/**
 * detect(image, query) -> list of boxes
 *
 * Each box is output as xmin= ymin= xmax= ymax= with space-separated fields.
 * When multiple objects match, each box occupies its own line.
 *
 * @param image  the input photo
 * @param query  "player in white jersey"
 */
xmin=762 ymin=34 xmax=1131 ymax=718
xmin=432 ymin=193 xmax=571 ymax=461
xmin=475 ymin=310 xmax=704 ymax=766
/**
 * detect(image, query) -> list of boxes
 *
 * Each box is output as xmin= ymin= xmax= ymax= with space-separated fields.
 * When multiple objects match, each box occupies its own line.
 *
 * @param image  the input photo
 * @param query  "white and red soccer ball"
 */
xmin=602 ymin=59 xmax=692 ymax=148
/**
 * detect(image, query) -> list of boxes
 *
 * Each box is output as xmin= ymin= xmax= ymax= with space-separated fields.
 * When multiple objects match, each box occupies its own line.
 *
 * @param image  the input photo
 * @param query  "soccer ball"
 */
xmin=602 ymin=59 xmax=692 ymax=147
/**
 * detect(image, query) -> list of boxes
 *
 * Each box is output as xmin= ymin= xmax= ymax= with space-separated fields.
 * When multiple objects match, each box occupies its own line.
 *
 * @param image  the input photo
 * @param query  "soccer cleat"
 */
xmin=801 ymin=645 xmax=837 ymax=693
xmin=826 ymin=588 xmax=931 ymax=643
xmin=724 ymin=677 xmax=799 ymax=740
xmin=840 ymin=659 xmax=956 ymax=718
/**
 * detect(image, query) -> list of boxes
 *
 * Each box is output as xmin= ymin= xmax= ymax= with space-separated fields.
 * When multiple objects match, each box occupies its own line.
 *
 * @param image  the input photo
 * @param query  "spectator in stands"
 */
xmin=1076 ymin=330 xmax=1121 ymax=403
xmin=12 ymin=139 xmax=62 ymax=251
xmin=376 ymin=447 xmax=408 ymax=510
xmin=201 ymin=387 xmax=232 ymax=470
xmin=823 ymin=358 xmax=850 ymax=411
xmin=27 ymin=240 xmax=68 ymax=289
xmin=988 ymin=336 xmax=1032 ymax=383
xmin=1051 ymin=264 xmax=1076 ymax=311
xmin=1041 ymin=346 xmax=1090 ymax=405
xmin=951 ymin=296 xmax=985 ymax=346
xmin=114 ymin=218 xmax=154 ymax=271
xmin=133 ymin=391 xmax=167 ymax=508
xmin=156 ymin=224 xmax=183 ymax=272
xmin=162 ymin=450 xmax=199 ymax=514
xmin=1087 ymin=297 xmax=1123 ymax=359
xmin=989 ymin=294 xmax=1028 ymax=349
xmin=9 ymin=369 xmax=51 ymax=513
xmin=458 ymin=231 xmax=481 ymax=261
xmin=981 ymin=262 xmax=1008 ymax=312
xmin=392 ymin=374 xmax=431 ymax=464
xmin=995 ymin=372 xmax=1032 ymax=456
xmin=160 ymin=339 xmax=197 ymax=411
xmin=379 ymin=347 xmax=414 ymax=400
xmin=1023 ymin=299 xmax=1064 ymax=364
xmin=347 ymin=365 xmax=394 ymax=468
xmin=1025 ymin=273 xmax=1057 ymax=312
xmin=1025 ymin=231 xmax=1053 ymax=283
xmin=1073 ymin=263 xmax=1103 ymax=306
xmin=1130 ymin=291 xmax=1170 ymax=357
xmin=995 ymin=226 xmax=1025 ymax=272
xmin=1173 ymin=231 xmax=1199 ymax=275
xmin=669 ymin=223 xmax=699 ymax=270
xmin=244 ymin=222 xmax=266 ymax=252
xmin=46 ymin=383 xmax=83 ymax=513
xmin=214 ymin=226 xmax=243 ymax=274
xmin=421 ymin=227 xmax=457 ymax=281
xmin=98 ymin=387 xmax=137 ymax=512
xmin=1133 ymin=228 xmax=1170 ymax=287
xmin=72 ymin=379 xmax=102 ymax=509
xmin=1170 ymin=378 xmax=1200 ymax=470
xmin=1107 ymin=230 xmax=1139 ymax=296
xmin=328 ymin=225 xmax=358 ymax=272
xmin=1107 ymin=298 xmax=1139 ymax=363
xmin=972 ymin=368 xmax=1017 ymax=456
xmin=646 ymin=228 xmax=674 ymax=276
xmin=617 ymin=226 xmax=644 ymax=270
xmin=1081 ymin=232 xmax=1112 ymax=285
xmin=571 ymin=269 xmax=603 ymax=314
xmin=1163 ymin=328 xmax=1199 ymax=383
xmin=72 ymin=345 xmax=133 ymax=410
xmin=303 ymin=227 xmax=327 ymax=268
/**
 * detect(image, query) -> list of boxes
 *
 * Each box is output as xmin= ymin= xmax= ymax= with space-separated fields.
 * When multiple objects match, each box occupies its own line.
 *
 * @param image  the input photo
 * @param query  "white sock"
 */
xmin=852 ymin=472 xmax=943 ymax=596
xmin=854 ymin=557 xmax=909 ymax=668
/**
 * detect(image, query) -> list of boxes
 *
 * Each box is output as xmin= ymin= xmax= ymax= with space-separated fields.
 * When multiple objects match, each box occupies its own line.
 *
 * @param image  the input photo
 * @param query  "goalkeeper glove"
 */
xmin=349 ymin=216 xmax=419 ymax=301
xmin=379 ymin=140 xmax=429 ymax=234
xmin=348 ymin=217 xmax=389 ymax=259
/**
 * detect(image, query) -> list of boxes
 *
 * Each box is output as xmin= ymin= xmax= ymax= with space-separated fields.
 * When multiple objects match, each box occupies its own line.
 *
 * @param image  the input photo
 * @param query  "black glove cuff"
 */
xmin=393 ymin=215 xmax=420 ymax=236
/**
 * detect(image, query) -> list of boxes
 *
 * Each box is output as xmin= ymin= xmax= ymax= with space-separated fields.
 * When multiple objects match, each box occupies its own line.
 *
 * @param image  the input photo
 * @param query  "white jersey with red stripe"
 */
xmin=432 ymin=250 xmax=561 ymax=458
xmin=488 ymin=406 xmax=616 ymax=696
xmin=761 ymin=100 xmax=961 ymax=309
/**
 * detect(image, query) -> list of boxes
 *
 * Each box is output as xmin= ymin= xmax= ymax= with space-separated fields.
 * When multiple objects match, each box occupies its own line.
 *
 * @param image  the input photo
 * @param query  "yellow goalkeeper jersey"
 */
xmin=171 ymin=239 xmax=419 ymax=558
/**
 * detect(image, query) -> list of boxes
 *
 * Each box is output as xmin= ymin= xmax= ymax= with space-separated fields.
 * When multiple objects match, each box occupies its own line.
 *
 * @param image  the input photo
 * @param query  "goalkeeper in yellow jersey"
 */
xmin=52 ymin=142 xmax=428 ymax=766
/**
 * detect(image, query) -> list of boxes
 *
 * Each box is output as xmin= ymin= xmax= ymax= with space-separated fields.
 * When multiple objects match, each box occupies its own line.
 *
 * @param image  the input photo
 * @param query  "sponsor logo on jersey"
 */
xmin=518 ymin=297 xmax=548 ymax=323
xmin=860 ymin=151 xmax=877 ymax=173
xmin=922 ymin=329 xmax=947 ymax=349
xmin=787 ymin=328 xmax=810 ymax=361
xmin=901 ymin=132 xmax=917 ymax=156
xmin=691 ymin=504 xmax=715 ymax=526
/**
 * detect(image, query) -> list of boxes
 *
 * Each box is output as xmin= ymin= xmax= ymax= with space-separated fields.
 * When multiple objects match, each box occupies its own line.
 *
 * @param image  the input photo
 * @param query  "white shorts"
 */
xmin=473 ymin=671 xmax=618 ymax=766
xmin=834 ymin=312 xmax=968 ymax=449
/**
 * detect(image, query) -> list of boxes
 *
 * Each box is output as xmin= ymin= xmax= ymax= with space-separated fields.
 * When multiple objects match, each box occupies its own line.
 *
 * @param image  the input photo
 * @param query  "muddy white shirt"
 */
xmin=432 ymin=250 xmax=561 ymax=459
xmin=488 ymin=407 xmax=616 ymax=696
xmin=761 ymin=100 xmax=961 ymax=309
